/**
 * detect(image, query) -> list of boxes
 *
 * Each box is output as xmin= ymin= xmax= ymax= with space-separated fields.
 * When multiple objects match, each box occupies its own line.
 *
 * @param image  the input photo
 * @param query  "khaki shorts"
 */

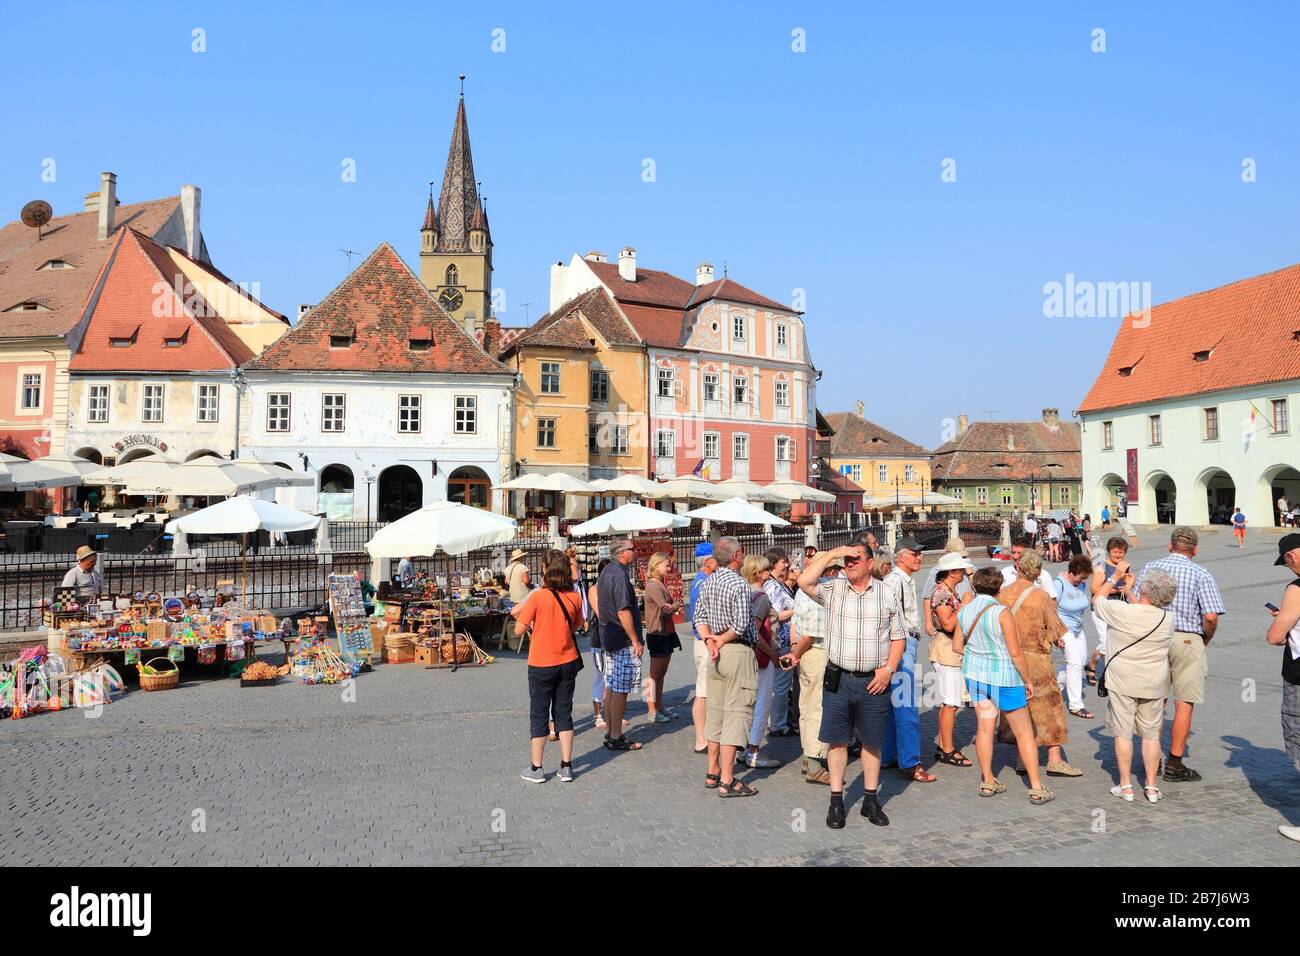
xmin=693 ymin=638 xmax=709 ymax=699
xmin=705 ymin=642 xmax=758 ymax=749
xmin=1106 ymin=692 xmax=1165 ymax=740
xmin=1168 ymin=631 xmax=1208 ymax=704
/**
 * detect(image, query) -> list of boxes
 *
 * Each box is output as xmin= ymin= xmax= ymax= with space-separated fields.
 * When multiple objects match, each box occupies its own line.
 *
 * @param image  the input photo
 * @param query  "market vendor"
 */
xmin=60 ymin=546 xmax=102 ymax=601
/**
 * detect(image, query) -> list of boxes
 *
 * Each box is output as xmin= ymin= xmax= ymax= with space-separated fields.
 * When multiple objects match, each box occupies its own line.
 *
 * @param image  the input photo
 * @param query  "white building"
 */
xmin=1078 ymin=262 xmax=1300 ymax=527
xmin=242 ymin=243 xmax=514 ymax=520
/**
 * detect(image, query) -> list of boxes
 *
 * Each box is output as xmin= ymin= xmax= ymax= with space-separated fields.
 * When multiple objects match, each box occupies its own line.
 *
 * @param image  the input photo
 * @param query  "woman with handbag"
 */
xmin=740 ymin=554 xmax=784 ymax=769
xmin=1092 ymin=568 xmax=1176 ymax=804
xmin=643 ymin=552 xmax=683 ymax=723
xmin=516 ymin=549 xmax=586 ymax=784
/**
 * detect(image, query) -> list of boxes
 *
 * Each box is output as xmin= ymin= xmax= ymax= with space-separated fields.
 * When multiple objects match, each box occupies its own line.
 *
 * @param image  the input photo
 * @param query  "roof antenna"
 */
xmin=722 ymin=260 xmax=728 ymax=278
xmin=521 ymin=302 xmax=532 ymax=324
xmin=339 ymin=248 xmax=360 ymax=270
xmin=979 ymin=409 xmax=999 ymax=421
xmin=459 ymin=74 xmax=465 ymax=96
xmin=20 ymin=200 xmax=53 ymax=240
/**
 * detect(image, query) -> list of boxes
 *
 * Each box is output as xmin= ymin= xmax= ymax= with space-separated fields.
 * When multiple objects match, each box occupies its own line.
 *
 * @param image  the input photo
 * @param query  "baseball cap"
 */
xmin=694 ymin=542 xmax=714 ymax=558
xmin=1274 ymin=533 xmax=1300 ymax=566
xmin=896 ymin=536 xmax=925 ymax=554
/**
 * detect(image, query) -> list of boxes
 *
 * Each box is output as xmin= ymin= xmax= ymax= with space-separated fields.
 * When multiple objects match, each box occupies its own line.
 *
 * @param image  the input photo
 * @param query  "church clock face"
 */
xmin=439 ymin=287 xmax=463 ymax=313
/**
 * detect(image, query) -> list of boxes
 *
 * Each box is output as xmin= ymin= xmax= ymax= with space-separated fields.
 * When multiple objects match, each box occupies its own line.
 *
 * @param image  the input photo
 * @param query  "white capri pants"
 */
xmin=1056 ymin=629 xmax=1088 ymax=712
xmin=749 ymin=661 xmax=776 ymax=748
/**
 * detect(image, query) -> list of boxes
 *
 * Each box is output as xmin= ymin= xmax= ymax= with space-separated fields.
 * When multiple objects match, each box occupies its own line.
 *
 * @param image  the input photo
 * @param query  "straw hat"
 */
xmin=934 ymin=552 xmax=974 ymax=573
xmin=509 ymin=548 xmax=527 ymax=562
xmin=75 ymin=545 xmax=97 ymax=562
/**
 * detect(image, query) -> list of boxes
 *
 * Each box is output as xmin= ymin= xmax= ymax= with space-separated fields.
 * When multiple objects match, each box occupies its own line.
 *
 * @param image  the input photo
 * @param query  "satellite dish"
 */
xmin=20 ymin=200 xmax=53 ymax=239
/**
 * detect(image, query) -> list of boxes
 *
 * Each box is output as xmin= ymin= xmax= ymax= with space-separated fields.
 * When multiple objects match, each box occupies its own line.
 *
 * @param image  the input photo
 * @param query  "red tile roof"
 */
xmin=70 ymin=229 xmax=255 ymax=371
xmin=506 ymin=287 xmax=643 ymax=358
xmin=620 ymin=303 xmax=684 ymax=348
xmin=586 ymin=260 xmax=695 ymax=309
xmin=688 ymin=277 xmax=793 ymax=313
xmin=0 ymin=195 xmax=181 ymax=339
xmin=930 ymin=420 xmax=1082 ymax=482
xmin=824 ymin=411 xmax=932 ymax=459
xmin=1078 ymin=262 xmax=1300 ymax=413
xmin=246 ymin=242 xmax=510 ymax=376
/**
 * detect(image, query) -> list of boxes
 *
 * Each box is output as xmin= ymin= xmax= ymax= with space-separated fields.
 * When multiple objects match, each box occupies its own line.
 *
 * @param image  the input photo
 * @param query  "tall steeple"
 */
xmin=432 ymin=87 xmax=488 ymax=254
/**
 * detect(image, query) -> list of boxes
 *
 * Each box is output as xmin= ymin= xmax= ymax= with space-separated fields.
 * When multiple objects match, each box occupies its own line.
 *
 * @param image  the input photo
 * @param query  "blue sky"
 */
xmin=4 ymin=2 xmax=1298 ymax=447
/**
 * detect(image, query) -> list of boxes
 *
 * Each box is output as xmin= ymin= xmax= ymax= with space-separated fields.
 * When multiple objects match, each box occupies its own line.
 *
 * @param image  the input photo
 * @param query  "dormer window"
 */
xmin=1118 ymin=365 xmax=1134 ymax=377
xmin=1193 ymin=349 xmax=1211 ymax=362
xmin=408 ymin=337 xmax=432 ymax=351
xmin=110 ymin=337 xmax=133 ymax=348
xmin=329 ymin=333 xmax=353 ymax=349
xmin=37 ymin=259 xmax=74 ymax=271
xmin=163 ymin=337 xmax=184 ymax=348
xmin=5 ymin=301 xmax=48 ymax=312
xmin=162 ymin=323 xmax=189 ymax=348
xmin=408 ymin=325 xmax=432 ymax=351
xmin=107 ymin=323 xmax=139 ymax=348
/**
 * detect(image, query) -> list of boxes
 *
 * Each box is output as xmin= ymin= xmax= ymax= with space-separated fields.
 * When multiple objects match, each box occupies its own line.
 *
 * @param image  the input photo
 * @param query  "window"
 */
xmin=1102 ymin=420 xmax=1114 ymax=450
xmin=1149 ymin=414 xmax=1162 ymax=446
xmin=953 ymin=486 xmax=965 ymax=502
xmin=540 ymin=362 xmax=561 ymax=394
xmin=322 ymin=393 xmax=346 ymax=432
xmin=657 ymin=366 xmax=674 ymax=398
xmin=267 ymin=393 xmax=291 ymax=432
xmin=142 ymin=384 xmax=164 ymax=423
xmin=775 ymin=437 xmax=793 ymax=461
xmin=1059 ymin=486 xmax=1072 ymax=504
xmin=613 ymin=425 xmax=628 ymax=455
xmin=588 ymin=422 xmax=599 ymax=453
xmin=878 ymin=464 xmax=888 ymax=483
xmin=732 ymin=313 xmax=746 ymax=343
xmin=164 ymin=335 xmax=185 ymax=348
xmin=774 ymin=381 xmax=789 ymax=407
xmin=733 ymin=376 xmax=748 ymax=405
xmin=904 ymin=464 xmax=916 ymax=482
xmin=408 ymin=336 xmax=432 ymax=352
xmin=537 ymin=417 xmax=557 ymax=448
xmin=590 ymin=369 xmax=609 ymax=404
xmin=329 ymin=334 xmax=352 ymax=349
xmin=703 ymin=372 xmax=719 ymax=402
xmin=1204 ymin=406 xmax=1219 ymax=441
xmin=20 ymin=373 xmax=41 ymax=410
xmin=976 ymin=486 xmax=988 ymax=505
xmin=38 ymin=259 xmax=75 ymax=271
xmin=655 ymin=429 xmax=675 ymax=459
xmin=1193 ymin=349 xmax=1211 ymax=363
xmin=196 ymin=384 xmax=219 ymax=423
xmin=445 ymin=264 xmax=459 ymax=287
xmin=704 ymin=432 xmax=720 ymax=461
xmin=733 ymin=434 xmax=749 ymax=461
xmin=454 ymin=395 xmax=477 ymax=434
xmin=87 ymin=384 xmax=109 ymax=423
xmin=109 ymin=337 xmax=134 ymax=348
xmin=1272 ymin=399 xmax=1289 ymax=434
xmin=398 ymin=394 xmax=421 ymax=433
xmin=776 ymin=324 xmax=788 ymax=349
xmin=1001 ymin=486 xmax=1014 ymax=506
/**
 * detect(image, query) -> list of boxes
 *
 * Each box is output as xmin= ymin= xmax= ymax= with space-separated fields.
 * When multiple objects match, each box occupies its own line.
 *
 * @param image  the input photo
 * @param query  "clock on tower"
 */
xmin=439 ymin=287 xmax=463 ymax=313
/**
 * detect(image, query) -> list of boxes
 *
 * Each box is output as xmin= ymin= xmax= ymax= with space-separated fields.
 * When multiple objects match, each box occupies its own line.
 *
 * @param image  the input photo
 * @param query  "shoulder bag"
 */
xmin=1096 ymin=611 xmax=1165 ymax=698
xmin=548 ymin=587 xmax=584 ymax=672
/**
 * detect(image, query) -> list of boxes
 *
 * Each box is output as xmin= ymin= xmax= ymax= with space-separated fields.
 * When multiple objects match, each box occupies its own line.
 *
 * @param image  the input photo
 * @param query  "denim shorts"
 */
xmin=819 ymin=669 xmax=891 ymax=748
xmin=965 ymin=678 xmax=1027 ymax=712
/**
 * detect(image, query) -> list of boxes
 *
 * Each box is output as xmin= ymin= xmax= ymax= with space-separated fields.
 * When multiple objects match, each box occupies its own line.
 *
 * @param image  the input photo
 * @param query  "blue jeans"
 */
xmin=882 ymin=636 xmax=920 ymax=770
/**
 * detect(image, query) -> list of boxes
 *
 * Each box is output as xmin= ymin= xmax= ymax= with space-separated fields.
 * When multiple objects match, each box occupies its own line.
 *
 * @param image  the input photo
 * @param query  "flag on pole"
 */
xmin=1244 ymin=399 xmax=1268 ymax=452
xmin=692 ymin=459 xmax=707 ymax=479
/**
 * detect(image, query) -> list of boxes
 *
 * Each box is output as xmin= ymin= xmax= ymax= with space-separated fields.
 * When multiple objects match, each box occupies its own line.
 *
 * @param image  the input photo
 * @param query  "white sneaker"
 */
xmin=745 ymin=752 xmax=780 ymax=769
xmin=1280 ymin=825 xmax=1300 ymax=843
xmin=557 ymin=764 xmax=574 ymax=783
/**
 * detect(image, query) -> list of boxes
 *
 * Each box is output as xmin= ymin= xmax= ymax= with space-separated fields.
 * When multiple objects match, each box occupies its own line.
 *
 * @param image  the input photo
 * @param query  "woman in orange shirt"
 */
xmin=516 ymin=549 xmax=586 ymax=783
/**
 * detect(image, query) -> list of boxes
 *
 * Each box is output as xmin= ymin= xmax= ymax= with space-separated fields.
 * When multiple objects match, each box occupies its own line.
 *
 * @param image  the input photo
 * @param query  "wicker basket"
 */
xmin=439 ymin=635 xmax=475 ymax=664
xmin=138 ymin=657 xmax=179 ymax=692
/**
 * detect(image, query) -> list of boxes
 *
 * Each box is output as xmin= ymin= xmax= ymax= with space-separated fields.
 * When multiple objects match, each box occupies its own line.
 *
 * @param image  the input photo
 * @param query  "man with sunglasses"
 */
xmin=798 ymin=536 xmax=907 ymax=829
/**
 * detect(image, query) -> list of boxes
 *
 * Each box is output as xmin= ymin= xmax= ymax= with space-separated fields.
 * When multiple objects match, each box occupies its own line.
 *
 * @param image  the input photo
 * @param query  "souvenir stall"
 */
xmin=0 ymin=644 xmax=124 ymax=719
xmin=570 ymin=501 xmax=693 ymax=620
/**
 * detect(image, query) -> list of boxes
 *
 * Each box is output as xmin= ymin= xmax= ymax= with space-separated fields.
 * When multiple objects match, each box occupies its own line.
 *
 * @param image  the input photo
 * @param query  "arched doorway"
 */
xmin=73 ymin=447 xmax=103 ymax=465
xmin=1142 ymin=471 xmax=1177 ymax=525
xmin=1261 ymin=464 xmax=1300 ymax=526
xmin=120 ymin=447 xmax=160 ymax=463
xmin=1095 ymin=472 xmax=1126 ymax=520
xmin=378 ymin=465 xmax=423 ymax=522
xmin=1196 ymin=467 xmax=1236 ymax=525
xmin=185 ymin=449 xmax=223 ymax=462
xmin=318 ymin=463 xmax=356 ymax=520
xmin=447 ymin=466 xmax=491 ymax=509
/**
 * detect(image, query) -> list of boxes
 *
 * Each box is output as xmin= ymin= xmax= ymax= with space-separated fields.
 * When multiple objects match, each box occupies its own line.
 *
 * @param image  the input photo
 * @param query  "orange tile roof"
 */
xmin=246 ymin=242 xmax=510 ymax=376
xmin=1078 ymin=262 xmax=1300 ymax=413
xmin=505 ymin=287 xmax=642 ymax=357
xmin=688 ymin=277 xmax=793 ymax=313
xmin=586 ymin=260 xmax=695 ymax=309
xmin=824 ymin=411 xmax=931 ymax=459
xmin=70 ymin=229 xmax=255 ymax=371
xmin=0 ymin=195 xmax=180 ymax=339
xmin=930 ymin=420 xmax=1081 ymax=482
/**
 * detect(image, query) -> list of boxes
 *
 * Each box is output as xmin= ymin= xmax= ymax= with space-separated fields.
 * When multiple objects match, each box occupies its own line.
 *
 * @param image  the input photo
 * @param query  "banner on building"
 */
xmin=1125 ymin=448 xmax=1139 ymax=504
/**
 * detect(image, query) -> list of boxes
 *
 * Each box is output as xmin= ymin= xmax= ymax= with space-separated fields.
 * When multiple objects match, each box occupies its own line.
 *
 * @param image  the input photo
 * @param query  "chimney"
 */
xmin=96 ymin=172 xmax=117 ymax=240
xmin=1042 ymin=407 xmax=1060 ymax=429
xmin=297 ymin=304 xmax=313 ymax=323
xmin=180 ymin=184 xmax=201 ymax=260
xmin=696 ymin=262 xmax=715 ymax=286
xmin=618 ymin=246 xmax=636 ymax=283
xmin=585 ymin=250 xmax=607 ymax=263
xmin=1008 ymin=432 xmax=1016 ymax=451
xmin=550 ymin=260 xmax=567 ymax=311
xmin=957 ymin=413 xmax=969 ymax=434
xmin=464 ymin=310 xmax=478 ymax=336
xmin=482 ymin=316 xmax=501 ymax=357
xmin=853 ymin=399 xmax=865 ymax=417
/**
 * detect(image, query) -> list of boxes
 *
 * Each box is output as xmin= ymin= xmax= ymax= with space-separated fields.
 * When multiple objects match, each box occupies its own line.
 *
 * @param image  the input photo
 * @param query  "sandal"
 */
xmin=595 ymin=716 xmax=607 ymax=730
xmin=1029 ymin=786 xmax=1055 ymax=805
xmin=900 ymin=765 xmax=938 ymax=782
xmin=717 ymin=778 xmax=759 ymax=798
xmin=1110 ymin=783 xmax=1135 ymax=802
xmin=1143 ymin=786 xmax=1163 ymax=804
xmin=979 ymin=778 xmax=1006 ymax=797
xmin=935 ymin=748 xmax=972 ymax=767
xmin=1069 ymin=709 xmax=1095 ymax=719
xmin=1084 ymin=666 xmax=1097 ymax=686
xmin=704 ymin=772 xmax=721 ymax=789
xmin=805 ymin=767 xmax=832 ymax=785
xmin=603 ymin=735 xmax=643 ymax=752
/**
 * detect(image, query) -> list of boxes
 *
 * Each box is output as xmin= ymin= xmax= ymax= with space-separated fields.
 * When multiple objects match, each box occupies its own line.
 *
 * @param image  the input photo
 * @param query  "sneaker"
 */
xmin=1279 ymin=825 xmax=1300 ymax=843
xmin=652 ymin=712 xmax=672 ymax=724
xmin=662 ymin=706 xmax=677 ymax=719
xmin=557 ymin=764 xmax=574 ymax=783
xmin=520 ymin=766 xmax=545 ymax=784
xmin=744 ymin=752 xmax=780 ymax=769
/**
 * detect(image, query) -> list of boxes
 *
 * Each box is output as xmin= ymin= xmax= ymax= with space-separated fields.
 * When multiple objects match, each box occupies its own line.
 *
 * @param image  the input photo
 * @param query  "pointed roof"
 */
xmin=687 ymin=277 xmax=793 ymax=313
xmin=432 ymin=96 xmax=487 ymax=253
xmin=930 ymin=419 xmax=1081 ymax=482
xmin=504 ymin=287 xmax=642 ymax=358
xmin=69 ymin=228 xmax=255 ymax=372
xmin=245 ymin=242 xmax=510 ymax=375
xmin=825 ymin=411 xmax=932 ymax=460
xmin=421 ymin=195 xmax=438 ymax=233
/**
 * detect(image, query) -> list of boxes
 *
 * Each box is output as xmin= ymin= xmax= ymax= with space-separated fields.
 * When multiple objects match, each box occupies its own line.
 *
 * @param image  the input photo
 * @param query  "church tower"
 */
xmin=420 ymin=80 xmax=493 ymax=335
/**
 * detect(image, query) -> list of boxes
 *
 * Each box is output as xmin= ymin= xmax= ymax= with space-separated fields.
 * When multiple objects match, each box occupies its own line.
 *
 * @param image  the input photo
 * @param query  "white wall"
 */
xmin=65 ymin=373 xmax=239 ymax=462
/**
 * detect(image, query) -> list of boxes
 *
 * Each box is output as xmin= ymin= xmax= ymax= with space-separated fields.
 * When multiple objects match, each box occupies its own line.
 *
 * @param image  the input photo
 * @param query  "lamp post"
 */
xmin=362 ymin=470 xmax=376 ymax=525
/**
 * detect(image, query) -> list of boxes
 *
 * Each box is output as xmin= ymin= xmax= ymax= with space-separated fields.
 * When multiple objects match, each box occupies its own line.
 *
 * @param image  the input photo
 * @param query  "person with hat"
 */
xmin=1134 ymin=527 xmax=1226 ymax=783
xmin=505 ymin=548 xmax=532 ymax=604
xmin=61 ymin=546 xmax=102 ymax=602
xmin=929 ymin=550 xmax=976 ymax=766
xmin=879 ymin=536 xmax=938 ymax=783
xmin=688 ymin=541 xmax=719 ymax=752
xmin=1266 ymin=532 xmax=1300 ymax=842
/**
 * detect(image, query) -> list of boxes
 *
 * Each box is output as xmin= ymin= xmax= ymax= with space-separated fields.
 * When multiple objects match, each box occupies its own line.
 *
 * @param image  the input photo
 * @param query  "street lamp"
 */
xmin=362 ymin=470 xmax=376 ymax=524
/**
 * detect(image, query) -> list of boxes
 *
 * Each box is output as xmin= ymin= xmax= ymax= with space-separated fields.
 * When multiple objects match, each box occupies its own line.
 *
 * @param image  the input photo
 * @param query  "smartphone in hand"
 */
xmin=1265 ymin=602 xmax=1280 ymax=613
xmin=778 ymin=654 xmax=796 ymax=670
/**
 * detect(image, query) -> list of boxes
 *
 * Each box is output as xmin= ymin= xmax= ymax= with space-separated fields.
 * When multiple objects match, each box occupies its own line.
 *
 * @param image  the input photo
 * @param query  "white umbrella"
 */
xmin=569 ymin=502 xmax=690 ymax=536
xmin=499 ymin=473 xmax=551 ymax=491
xmin=765 ymin=479 xmax=837 ymax=504
xmin=683 ymin=496 xmax=791 ymax=526
xmin=165 ymin=495 xmax=321 ymax=534
xmin=714 ymin=477 xmax=791 ymax=505
xmin=231 ymin=456 xmax=314 ymax=487
xmin=160 ymin=457 xmax=287 ymax=497
xmin=82 ymin=455 xmax=178 ymax=491
xmin=0 ymin=452 xmax=28 ymax=463
xmin=5 ymin=453 xmax=102 ymax=491
xmin=659 ymin=477 xmax=731 ymax=501
xmin=528 ymin=472 xmax=599 ymax=495
xmin=365 ymin=500 xmax=517 ymax=558
xmin=592 ymin=474 xmax=671 ymax=499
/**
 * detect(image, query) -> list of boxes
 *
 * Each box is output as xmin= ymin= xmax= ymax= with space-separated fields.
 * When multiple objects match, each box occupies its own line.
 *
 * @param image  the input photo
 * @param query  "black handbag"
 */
xmin=1097 ymin=612 xmax=1165 ymax=698
xmin=549 ymin=588 xmax=584 ymax=672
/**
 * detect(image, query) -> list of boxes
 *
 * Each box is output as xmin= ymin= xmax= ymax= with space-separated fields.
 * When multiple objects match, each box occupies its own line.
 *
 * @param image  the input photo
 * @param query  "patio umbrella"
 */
xmin=683 ymin=496 xmax=791 ymax=527
xmin=765 ymin=479 xmax=837 ymax=504
xmin=157 ymin=457 xmax=288 ymax=497
xmin=499 ymin=473 xmax=551 ymax=491
xmin=528 ymin=472 xmax=599 ymax=495
xmin=82 ymin=455 xmax=179 ymax=493
xmin=714 ymin=477 xmax=792 ymax=505
xmin=862 ymin=491 xmax=961 ymax=509
xmin=591 ymin=474 xmax=670 ymax=499
xmin=365 ymin=500 xmax=517 ymax=558
xmin=569 ymin=502 xmax=690 ymax=536
xmin=1043 ymin=508 xmax=1073 ymax=521
xmin=0 ymin=452 xmax=28 ymax=463
xmin=4 ymin=453 xmax=102 ymax=491
xmin=231 ymin=455 xmax=315 ymax=487
xmin=659 ymin=476 xmax=731 ymax=502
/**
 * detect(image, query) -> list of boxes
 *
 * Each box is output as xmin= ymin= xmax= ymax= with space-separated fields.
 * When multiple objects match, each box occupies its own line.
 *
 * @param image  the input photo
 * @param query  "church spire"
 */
xmin=432 ymin=81 xmax=487 ymax=254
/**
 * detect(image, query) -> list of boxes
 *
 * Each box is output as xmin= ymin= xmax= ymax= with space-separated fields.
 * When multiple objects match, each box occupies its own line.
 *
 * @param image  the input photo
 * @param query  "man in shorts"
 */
xmin=688 ymin=542 xmax=718 ymax=753
xmin=597 ymin=537 xmax=644 ymax=751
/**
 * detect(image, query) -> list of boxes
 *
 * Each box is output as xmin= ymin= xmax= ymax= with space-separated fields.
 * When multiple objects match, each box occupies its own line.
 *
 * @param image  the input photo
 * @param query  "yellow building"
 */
xmin=498 ymin=287 xmax=648 ymax=517
xmin=169 ymin=247 xmax=288 ymax=354
xmin=826 ymin=403 xmax=933 ymax=504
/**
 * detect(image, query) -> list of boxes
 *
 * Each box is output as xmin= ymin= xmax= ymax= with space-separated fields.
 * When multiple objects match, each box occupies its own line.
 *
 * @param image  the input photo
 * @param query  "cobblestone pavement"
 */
xmin=3 ymin=528 xmax=1297 ymax=866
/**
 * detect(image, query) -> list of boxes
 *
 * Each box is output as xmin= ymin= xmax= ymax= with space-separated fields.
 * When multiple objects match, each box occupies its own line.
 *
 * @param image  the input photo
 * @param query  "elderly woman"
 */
xmin=643 ymin=552 xmax=683 ymax=723
xmin=762 ymin=548 xmax=798 ymax=737
xmin=955 ymin=567 xmax=1054 ymax=804
xmin=929 ymin=551 xmax=976 ymax=766
xmin=1054 ymin=555 xmax=1095 ymax=718
xmin=999 ymin=550 xmax=1083 ymax=777
xmin=739 ymin=554 xmax=784 ymax=769
xmin=1093 ymin=567 xmax=1177 ymax=804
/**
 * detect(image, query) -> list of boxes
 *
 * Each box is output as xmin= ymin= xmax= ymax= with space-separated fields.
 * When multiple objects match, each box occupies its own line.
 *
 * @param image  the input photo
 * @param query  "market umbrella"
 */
xmin=1043 ymin=508 xmax=1073 ymax=522
xmin=231 ymin=455 xmax=315 ymax=487
xmin=569 ymin=502 xmax=690 ymax=536
xmin=683 ymin=496 xmax=791 ymax=527
xmin=151 ymin=457 xmax=285 ymax=497
xmin=659 ymin=476 xmax=731 ymax=502
xmin=365 ymin=500 xmax=517 ymax=558
xmin=591 ymin=474 xmax=670 ymax=500
xmin=527 ymin=472 xmax=599 ymax=495
xmin=81 ymin=455 xmax=179 ymax=500
xmin=4 ymin=453 xmax=102 ymax=491
xmin=499 ymin=473 xmax=551 ymax=491
xmin=862 ymin=491 xmax=961 ymax=509
xmin=713 ymin=477 xmax=792 ymax=505
xmin=765 ymin=479 xmax=837 ymax=504
xmin=0 ymin=452 xmax=28 ymax=463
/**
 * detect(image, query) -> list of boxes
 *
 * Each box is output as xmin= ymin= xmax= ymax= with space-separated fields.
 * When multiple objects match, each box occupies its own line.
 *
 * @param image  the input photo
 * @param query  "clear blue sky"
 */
xmin=5 ymin=2 xmax=1298 ymax=448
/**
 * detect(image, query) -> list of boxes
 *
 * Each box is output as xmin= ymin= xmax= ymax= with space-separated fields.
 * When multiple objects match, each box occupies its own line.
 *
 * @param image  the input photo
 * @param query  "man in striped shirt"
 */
xmin=1135 ymin=527 xmax=1226 ymax=783
xmin=798 ymin=538 xmax=907 ymax=829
